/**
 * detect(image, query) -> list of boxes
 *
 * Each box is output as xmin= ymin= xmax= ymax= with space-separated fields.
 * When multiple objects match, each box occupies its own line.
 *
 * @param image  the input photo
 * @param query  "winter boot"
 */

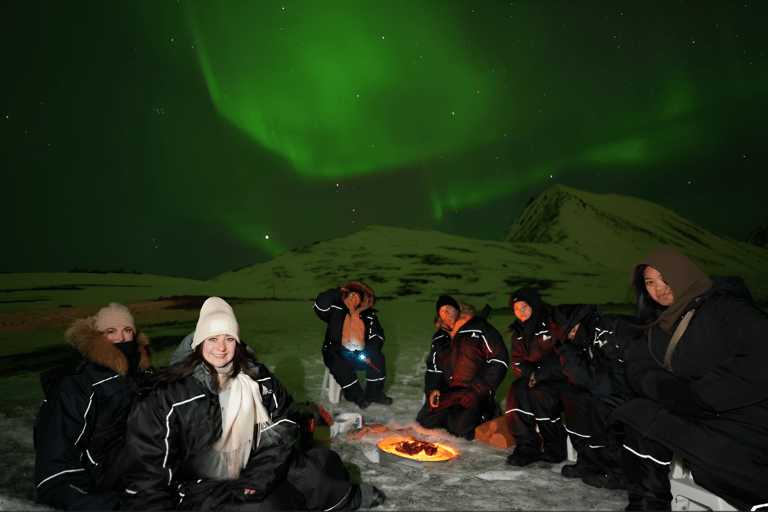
xmin=506 ymin=445 xmax=542 ymax=467
xmin=363 ymin=380 xmax=393 ymax=406
xmin=538 ymin=417 xmax=568 ymax=463
xmin=342 ymin=382 xmax=368 ymax=408
xmin=561 ymin=435 xmax=602 ymax=479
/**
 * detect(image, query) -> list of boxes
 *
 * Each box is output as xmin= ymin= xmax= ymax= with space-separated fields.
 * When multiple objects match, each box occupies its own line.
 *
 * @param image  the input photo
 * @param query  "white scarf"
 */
xmin=213 ymin=363 xmax=273 ymax=479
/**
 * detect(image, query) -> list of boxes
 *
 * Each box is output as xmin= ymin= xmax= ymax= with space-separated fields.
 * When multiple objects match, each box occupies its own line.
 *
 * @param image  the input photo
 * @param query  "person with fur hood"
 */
xmin=612 ymin=247 xmax=768 ymax=510
xmin=314 ymin=281 xmax=392 ymax=409
xmin=416 ymin=296 xmax=509 ymax=440
xmin=33 ymin=302 xmax=153 ymax=510
xmin=121 ymin=297 xmax=384 ymax=510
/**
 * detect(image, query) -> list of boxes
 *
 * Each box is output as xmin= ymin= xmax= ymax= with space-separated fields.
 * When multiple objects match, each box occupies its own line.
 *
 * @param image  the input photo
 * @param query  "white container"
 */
xmin=330 ymin=413 xmax=363 ymax=437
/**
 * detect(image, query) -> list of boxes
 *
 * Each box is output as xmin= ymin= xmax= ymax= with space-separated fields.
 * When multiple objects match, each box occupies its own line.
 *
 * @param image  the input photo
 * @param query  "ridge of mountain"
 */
xmin=211 ymin=185 xmax=768 ymax=304
xmin=501 ymin=184 xmax=768 ymax=280
xmin=744 ymin=219 xmax=768 ymax=249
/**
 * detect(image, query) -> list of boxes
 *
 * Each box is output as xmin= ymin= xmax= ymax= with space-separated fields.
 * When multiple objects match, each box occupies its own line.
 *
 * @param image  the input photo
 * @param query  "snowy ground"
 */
xmin=302 ymin=361 xmax=629 ymax=511
xmin=0 ymin=299 xmax=632 ymax=511
xmin=0 ymin=375 xmax=629 ymax=512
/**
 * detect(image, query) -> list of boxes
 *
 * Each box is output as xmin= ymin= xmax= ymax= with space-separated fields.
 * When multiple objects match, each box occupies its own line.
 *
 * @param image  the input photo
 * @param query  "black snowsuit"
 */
xmin=613 ymin=276 xmax=768 ymax=510
xmin=313 ymin=288 xmax=388 ymax=404
xmin=121 ymin=349 xmax=364 ymax=510
xmin=33 ymin=317 xmax=152 ymax=510
xmin=416 ymin=311 xmax=509 ymax=440
xmin=504 ymin=311 xmax=572 ymax=460
xmin=552 ymin=304 xmax=641 ymax=482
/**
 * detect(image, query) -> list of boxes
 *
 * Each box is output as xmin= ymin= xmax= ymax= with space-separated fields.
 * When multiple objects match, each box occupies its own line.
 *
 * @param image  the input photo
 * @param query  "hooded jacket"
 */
xmin=424 ymin=310 xmax=509 ymax=399
xmin=33 ymin=316 xmax=152 ymax=510
xmin=552 ymin=304 xmax=640 ymax=398
xmin=120 ymin=337 xmax=300 ymax=510
xmin=613 ymin=249 xmax=768 ymax=486
xmin=508 ymin=288 xmax=568 ymax=385
xmin=313 ymin=282 xmax=385 ymax=353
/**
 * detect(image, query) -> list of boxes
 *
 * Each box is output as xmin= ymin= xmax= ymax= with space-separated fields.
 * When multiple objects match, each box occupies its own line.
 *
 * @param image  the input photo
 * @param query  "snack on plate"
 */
xmin=394 ymin=440 xmax=438 ymax=457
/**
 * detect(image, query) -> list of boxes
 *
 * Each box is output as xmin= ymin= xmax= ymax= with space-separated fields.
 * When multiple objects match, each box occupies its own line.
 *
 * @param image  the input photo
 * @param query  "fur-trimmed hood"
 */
xmin=65 ymin=316 xmax=152 ymax=377
xmin=342 ymin=280 xmax=376 ymax=311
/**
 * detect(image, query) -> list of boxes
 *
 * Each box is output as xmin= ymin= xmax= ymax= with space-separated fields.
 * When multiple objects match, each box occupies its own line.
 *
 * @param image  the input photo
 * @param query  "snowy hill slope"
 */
xmin=501 ymin=184 xmax=768 ymax=299
xmin=210 ymin=225 xmax=627 ymax=306
xmin=745 ymin=219 xmax=768 ymax=249
xmin=211 ymin=185 xmax=768 ymax=304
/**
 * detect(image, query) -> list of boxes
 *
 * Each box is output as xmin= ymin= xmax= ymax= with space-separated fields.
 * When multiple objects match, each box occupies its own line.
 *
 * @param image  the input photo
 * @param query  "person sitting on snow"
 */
xmin=314 ymin=281 xmax=392 ymax=409
xmin=416 ymin=295 xmax=509 ymax=440
xmin=504 ymin=287 xmax=572 ymax=466
xmin=549 ymin=303 xmax=640 ymax=490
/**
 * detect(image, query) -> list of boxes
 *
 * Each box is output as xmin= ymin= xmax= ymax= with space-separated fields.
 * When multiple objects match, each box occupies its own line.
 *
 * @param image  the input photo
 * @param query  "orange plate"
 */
xmin=377 ymin=436 xmax=458 ymax=462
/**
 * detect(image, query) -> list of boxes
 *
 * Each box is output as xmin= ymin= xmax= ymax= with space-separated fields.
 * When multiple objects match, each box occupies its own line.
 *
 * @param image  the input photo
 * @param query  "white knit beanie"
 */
xmin=95 ymin=302 xmax=136 ymax=332
xmin=192 ymin=297 xmax=240 ymax=349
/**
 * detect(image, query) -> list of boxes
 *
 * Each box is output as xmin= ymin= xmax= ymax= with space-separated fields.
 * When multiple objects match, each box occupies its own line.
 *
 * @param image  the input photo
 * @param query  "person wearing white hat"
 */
xmin=122 ymin=297 xmax=384 ymax=510
xmin=34 ymin=302 xmax=153 ymax=510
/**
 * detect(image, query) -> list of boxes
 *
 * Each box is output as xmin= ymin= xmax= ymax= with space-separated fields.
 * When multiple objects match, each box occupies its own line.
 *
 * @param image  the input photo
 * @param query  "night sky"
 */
xmin=5 ymin=1 xmax=766 ymax=279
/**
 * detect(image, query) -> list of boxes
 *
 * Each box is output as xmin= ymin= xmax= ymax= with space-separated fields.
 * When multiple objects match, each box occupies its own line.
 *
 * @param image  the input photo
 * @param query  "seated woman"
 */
xmin=313 ymin=281 xmax=392 ymax=408
xmin=121 ymin=297 xmax=384 ymax=511
xmin=34 ymin=302 xmax=153 ymax=510
xmin=612 ymin=247 xmax=768 ymax=510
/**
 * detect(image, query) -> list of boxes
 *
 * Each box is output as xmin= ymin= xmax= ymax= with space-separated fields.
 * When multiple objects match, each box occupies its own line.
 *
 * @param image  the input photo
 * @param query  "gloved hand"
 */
xmin=431 ymin=391 xmax=459 ymax=410
xmin=656 ymin=379 xmax=697 ymax=403
xmin=655 ymin=379 xmax=706 ymax=419
xmin=456 ymin=389 xmax=480 ymax=409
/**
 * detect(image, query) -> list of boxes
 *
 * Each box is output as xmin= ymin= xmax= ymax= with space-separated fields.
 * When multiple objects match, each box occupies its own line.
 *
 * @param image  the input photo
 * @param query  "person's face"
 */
xmin=202 ymin=334 xmax=237 ymax=367
xmin=344 ymin=292 xmax=362 ymax=310
xmin=105 ymin=326 xmax=134 ymax=344
xmin=513 ymin=301 xmax=532 ymax=322
xmin=434 ymin=314 xmax=450 ymax=332
xmin=644 ymin=266 xmax=675 ymax=307
xmin=567 ymin=323 xmax=581 ymax=341
xmin=438 ymin=305 xmax=459 ymax=329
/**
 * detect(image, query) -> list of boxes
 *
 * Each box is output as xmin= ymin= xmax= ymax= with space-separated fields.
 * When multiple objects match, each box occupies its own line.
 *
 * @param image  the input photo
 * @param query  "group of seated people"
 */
xmin=33 ymin=246 xmax=768 ymax=510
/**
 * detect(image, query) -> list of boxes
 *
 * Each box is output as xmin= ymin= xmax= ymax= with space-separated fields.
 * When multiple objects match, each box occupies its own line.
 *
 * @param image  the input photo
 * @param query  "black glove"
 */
xmin=656 ymin=379 xmax=706 ymax=419
xmin=457 ymin=389 xmax=480 ymax=409
xmin=655 ymin=379 xmax=697 ymax=403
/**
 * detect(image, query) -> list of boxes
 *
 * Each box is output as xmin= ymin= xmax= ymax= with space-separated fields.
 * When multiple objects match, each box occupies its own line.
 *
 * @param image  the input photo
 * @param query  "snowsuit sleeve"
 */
xmin=34 ymin=375 xmax=122 ymax=510
xmin=465 ymin=322 xmax=509 ymax=396
xmin=121 ymin=382 xmax=199 ymax=510
xmin=509 ymin=329 xmax=536 ymax=382
xmin=690 ymin=295 xmax=768 ymax=412
xmin=557 ymin=341 xmax=591 ymax=388
xmin=366 ymin=311 xmax=385 ymax=352
xmin=313 ymin=288 xmax=343 ymax=322
xmin=424 ymin=332 xmax=447 ymax=392
xmin=624 ymin=328 xmax=673 ymax=402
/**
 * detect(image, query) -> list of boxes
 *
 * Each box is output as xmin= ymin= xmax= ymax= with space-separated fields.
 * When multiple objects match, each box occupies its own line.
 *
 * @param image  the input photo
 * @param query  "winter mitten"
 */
xmin=458 ymin=390 xmax=479 ymax=409
xmin=655 ymin=379 xmax=697 ymax=403
xmin=434 ymin=391 xmax=459 ymax=409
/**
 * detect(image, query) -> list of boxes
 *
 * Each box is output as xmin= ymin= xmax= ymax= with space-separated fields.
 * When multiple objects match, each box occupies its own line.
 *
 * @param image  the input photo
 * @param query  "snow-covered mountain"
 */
xmin=211 ymin=185 xmax=768 ymax=304
xmin=744 ymin=219 xmax=768 ymax=249
xmin=501 ymin=184 xmax=768 ymax=297
xmin=5 ymin=185 xmax=765 ymax=310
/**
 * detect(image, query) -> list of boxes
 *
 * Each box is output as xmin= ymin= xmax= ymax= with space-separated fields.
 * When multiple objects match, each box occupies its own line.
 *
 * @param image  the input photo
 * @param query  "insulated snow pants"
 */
xmin=504 ymin=379 xmax=567 ymax=458
xmin=322 ymin=344 xmax=386 ymax=403
xmin=561 ymin=389 xmax=624 ymax=479
xmin=416 ymin=391 xmax=497 ymax=440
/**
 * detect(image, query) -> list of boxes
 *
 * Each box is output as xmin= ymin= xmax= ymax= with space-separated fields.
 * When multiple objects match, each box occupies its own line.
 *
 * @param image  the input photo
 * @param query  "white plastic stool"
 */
xmin=669 ymin=454 xmax=736 ymax=511
xmin=321 ymin=368 xmax=341 ymax=404
xmin=566 ymin=436 xmax=577 ymax=462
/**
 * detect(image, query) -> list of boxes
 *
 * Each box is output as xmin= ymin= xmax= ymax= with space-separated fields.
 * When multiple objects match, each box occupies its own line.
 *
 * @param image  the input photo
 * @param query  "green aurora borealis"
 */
xmin=4 ymin=1 xmax=767 ymax=278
